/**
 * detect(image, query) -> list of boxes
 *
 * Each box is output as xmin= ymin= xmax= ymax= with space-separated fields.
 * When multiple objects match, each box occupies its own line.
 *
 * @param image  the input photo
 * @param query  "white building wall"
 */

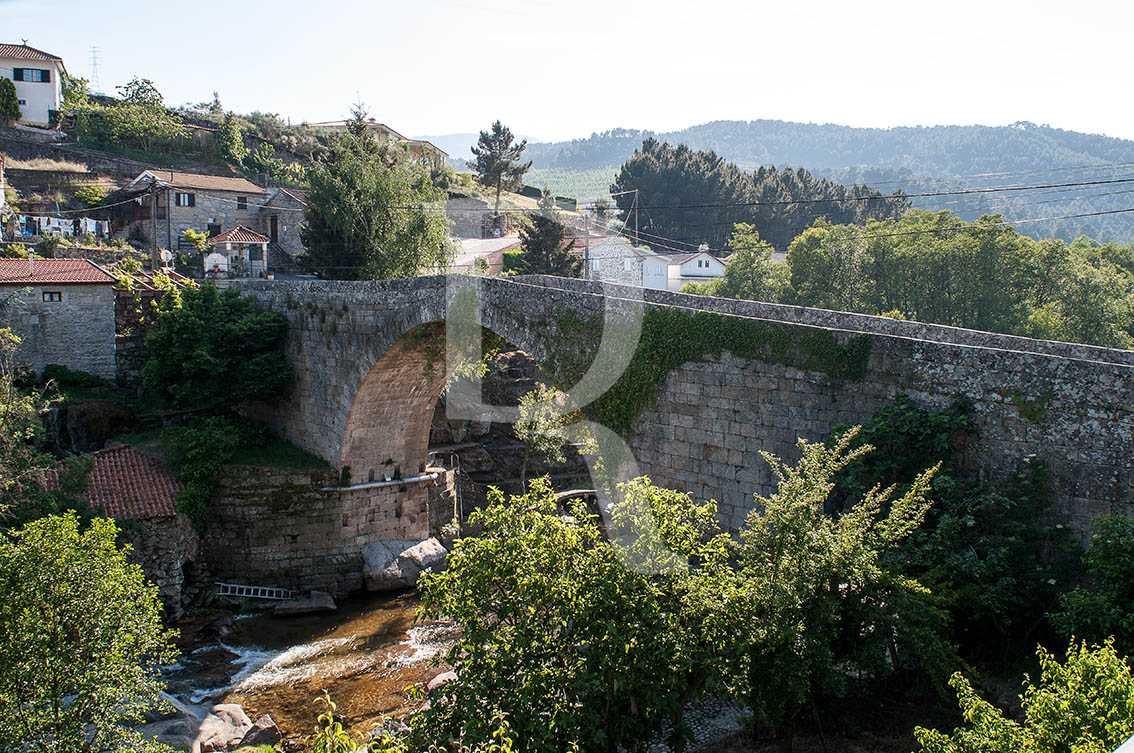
xmin=0 ymin=57 xmax=64 ymax=126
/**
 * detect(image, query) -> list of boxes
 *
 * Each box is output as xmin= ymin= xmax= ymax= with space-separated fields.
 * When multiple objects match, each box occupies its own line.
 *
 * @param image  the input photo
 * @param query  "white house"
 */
xmin=585 ymin=237 xmax=670 ymax=290
xmin=0 ymin=43 xmax=65 ymax=127
xmin=667 ymin=250 xmax=726 ymax=292
xmin=204 ymin=225 xmax=271 ymax=279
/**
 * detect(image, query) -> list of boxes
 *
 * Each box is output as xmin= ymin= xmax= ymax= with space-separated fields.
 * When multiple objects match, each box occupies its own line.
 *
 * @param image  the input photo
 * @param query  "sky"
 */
xmin=4 ymin=0 xmax=1134 ymax=154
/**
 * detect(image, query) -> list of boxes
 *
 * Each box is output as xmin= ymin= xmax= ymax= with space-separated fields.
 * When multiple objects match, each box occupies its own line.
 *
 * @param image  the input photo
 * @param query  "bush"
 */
xmin=1051 ymin=515 xmax=1134 ymax=655
xmin=73 ymin=182 xmax=107 ymax=207
xmin=915 ymin=639 xmax=1134 ymax=753
xmin=161 ymin=415 xmax=263 ymax=529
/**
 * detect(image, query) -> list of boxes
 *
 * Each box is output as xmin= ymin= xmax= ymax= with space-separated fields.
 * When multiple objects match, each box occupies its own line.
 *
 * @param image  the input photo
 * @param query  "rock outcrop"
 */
xmin=191 ymin=703 xmax=252 ymax=753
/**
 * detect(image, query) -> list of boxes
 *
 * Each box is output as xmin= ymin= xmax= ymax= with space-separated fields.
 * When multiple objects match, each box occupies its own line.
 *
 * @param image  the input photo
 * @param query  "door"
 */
xmin=269 ymin=215 xmax=279 ymax=244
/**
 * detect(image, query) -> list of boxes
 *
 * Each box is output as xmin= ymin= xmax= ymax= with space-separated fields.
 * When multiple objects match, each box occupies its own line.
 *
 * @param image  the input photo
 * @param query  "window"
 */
xmin=13 ymin=68 xmax=50 ymax=83
xmin=175 ymin=192 xmax=196 ymax=207
xmin=624 ymin=258 xmax=633 ymax=272
xmin=17 ymin=99 xmax=26 ymax=106
xmin=42 ymin=291 xmax=62 ymax=302
xmin=237 ymin=196 xmax=247 ymax=211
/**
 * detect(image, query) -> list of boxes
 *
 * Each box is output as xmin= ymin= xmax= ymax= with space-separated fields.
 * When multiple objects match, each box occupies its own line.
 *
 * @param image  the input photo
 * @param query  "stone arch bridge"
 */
xmin=223 ymin=275 xmax=1133 ymax=593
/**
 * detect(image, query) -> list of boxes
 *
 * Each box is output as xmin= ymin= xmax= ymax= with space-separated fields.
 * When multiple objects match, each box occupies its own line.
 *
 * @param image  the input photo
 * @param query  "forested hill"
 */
xmin=523 ymin=120 xmax=1134 ymax=242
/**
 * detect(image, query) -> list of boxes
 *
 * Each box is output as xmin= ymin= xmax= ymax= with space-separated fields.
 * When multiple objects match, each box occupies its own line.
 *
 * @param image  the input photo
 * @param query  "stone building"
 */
xmin=122 ymin=169 xmax=268 ymax=256
xmin=256 ymin=187 xmax=306 ymax=261
xmin=586 ymin=236 xmax=670 ymax=289
xmin=49 ymin=444 xmax=199 ymax=619
xmin=204 ymin=225 xmax=271 ymax=279
xmin=0 ymin=257 xmax=117 ymax=379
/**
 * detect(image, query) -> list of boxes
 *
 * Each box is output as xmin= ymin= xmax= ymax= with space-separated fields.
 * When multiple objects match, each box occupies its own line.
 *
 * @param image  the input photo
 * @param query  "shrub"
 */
xmin=915 ymin=639 xmax=1134 ymax=753
xmin=1051 ymin=515 xmax=1134 ymax=655
xmin=73 ymin=182 xmax=107 ymax=207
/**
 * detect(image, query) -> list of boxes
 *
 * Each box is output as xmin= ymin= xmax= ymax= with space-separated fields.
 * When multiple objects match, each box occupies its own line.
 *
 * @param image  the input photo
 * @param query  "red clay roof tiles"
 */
xmin=0 ymin=258 xmax=116 ymax=285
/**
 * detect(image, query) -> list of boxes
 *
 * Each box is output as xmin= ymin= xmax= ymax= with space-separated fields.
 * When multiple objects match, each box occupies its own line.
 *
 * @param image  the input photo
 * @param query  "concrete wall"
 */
xmin=235 ymin=275 xmax=1134 ymax=538
xmin=1 ymin=282 xmax=117 ymax=379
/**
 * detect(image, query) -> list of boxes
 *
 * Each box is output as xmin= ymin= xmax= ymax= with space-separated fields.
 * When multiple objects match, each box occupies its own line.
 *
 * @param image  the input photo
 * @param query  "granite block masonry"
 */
xmin=235 ymin=274 xmax=1134 ymax=543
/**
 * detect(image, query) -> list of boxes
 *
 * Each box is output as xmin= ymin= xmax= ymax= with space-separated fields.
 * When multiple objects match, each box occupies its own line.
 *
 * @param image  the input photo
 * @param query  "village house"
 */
xmin=47 ymin=445 xmax=199 ymax=620
xmin=0 ymin=42 xmax=66 ymax=128
xmin=0 ymin=257 xmax=117 ymax=379
xmin=256 ymin=187 xmax=306 ymax=262
xmin=667 ymin=248 xmax=726 ymax=291
xmin=120 ymin=169 xmax=268 ymax=258
xmin=585 ymin=237 xmax=672 ymax=290
xmin=203 ymin=225 xmax=271 ymax=279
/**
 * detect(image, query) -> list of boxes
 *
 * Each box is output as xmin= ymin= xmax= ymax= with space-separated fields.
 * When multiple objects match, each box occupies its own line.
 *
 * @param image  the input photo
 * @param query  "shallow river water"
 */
xmin=166 ymin=591 xmax=457 ymax=744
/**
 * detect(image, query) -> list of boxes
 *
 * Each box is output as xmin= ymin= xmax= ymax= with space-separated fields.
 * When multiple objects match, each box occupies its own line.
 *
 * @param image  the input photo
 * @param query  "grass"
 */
xmin=115 ymin=427 xmax=164 ymax=452
xmin=526 ymin=166 xmax=620 ymax=202
xmin=229 ymin=433 xmax=329 ymax=469
xmin=4 ymin=157 xmax=89 ymax=172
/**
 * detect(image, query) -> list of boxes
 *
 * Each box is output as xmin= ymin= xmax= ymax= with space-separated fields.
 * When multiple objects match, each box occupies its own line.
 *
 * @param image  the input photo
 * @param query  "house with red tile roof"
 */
xmin=47 ymin=444 xmax=199 ymax=618
xmin=204 ymin=225 xmax=272 ymax=278
xmin=0 ymin=42 xmax=66 ymax=127
xmin=0 ymin=258 xmax=117 ymax=379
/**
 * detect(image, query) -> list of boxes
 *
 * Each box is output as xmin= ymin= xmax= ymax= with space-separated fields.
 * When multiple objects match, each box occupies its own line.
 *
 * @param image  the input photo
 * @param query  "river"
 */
xmin=165 ymin=591 xmax=457 ymax=746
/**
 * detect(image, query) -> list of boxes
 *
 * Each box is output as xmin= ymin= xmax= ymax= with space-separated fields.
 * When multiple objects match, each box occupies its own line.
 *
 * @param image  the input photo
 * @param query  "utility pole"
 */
xmin=149 ymin=182 xmax=159 ymax=271
xmin=633 ymin=188 xmax=639 ymax=247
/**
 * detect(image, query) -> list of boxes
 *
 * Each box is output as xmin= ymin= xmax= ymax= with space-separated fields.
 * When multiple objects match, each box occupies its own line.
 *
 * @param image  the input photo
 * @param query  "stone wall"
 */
xmin=145 ymin=189 xmax=266 ymax=249
xmin=1 ymin=282 xmax=117 ymax=379
xmin=202 ymin=465 xmax=456 ymax=596
xmin=124 ymin=513 xmax=199 ymax=621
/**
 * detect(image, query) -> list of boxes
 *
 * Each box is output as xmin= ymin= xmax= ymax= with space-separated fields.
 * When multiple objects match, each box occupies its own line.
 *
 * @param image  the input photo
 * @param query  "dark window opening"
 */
xmin=42 ymin=291 xmax=62 ymax=302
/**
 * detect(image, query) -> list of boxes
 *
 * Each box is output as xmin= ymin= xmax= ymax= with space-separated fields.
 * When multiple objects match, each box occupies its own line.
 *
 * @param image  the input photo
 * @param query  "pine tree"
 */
xmin=0 ymin=79 xmax=21 ymax=125
xmin=514 ymin=215 xmax=581 ymax=277
xmin=469 ymin=121 xmax=532 ymax=217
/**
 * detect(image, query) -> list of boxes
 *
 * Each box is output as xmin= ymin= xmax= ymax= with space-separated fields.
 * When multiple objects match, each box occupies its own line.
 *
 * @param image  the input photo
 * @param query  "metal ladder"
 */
xmin=215 ymin=582 xmax=297 ymax=600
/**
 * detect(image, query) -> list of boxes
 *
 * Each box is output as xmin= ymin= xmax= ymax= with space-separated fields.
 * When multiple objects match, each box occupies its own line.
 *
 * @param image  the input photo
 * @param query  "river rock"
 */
xmin=362 ymin=538 xmax=447 ymax=591
xmin=191 ymin=703 xmax=252 ymax=753
xmin=237 ymin=713 xmax=283 ymax=747
xmin=427 ymin=670 xmax=458 ymax=694
xmin=273 ymin=590 xmax=337 ymax=616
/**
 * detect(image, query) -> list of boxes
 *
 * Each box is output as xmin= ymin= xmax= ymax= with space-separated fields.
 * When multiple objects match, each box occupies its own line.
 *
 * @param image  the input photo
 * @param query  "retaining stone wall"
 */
xmin=202 ymin=465 xmax=455 ymax=595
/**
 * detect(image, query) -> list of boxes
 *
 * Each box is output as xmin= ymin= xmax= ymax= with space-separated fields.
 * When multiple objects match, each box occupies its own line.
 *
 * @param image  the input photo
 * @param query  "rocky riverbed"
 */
xmin=152 ymin=591 xmax=456 ymax=750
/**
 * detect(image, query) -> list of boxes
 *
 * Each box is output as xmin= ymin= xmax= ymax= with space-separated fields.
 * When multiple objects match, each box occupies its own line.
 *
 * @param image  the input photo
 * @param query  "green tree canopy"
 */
xmin=511 ymin=214 xmax=583 ymax=277
xmin=0 ymin=78 xmax=20 ymax=124
xmin=215 ymin=111 xmax=248 ymax=166
xmin=469 ymin=121 xmax=532 ymax=216
xmin=301 ymin=130 xmax=452 ymax=280
xmin=142 ymin=283 xmax=291 ymax=411
xmin=0 ymin=514 xmax=176 ymax=753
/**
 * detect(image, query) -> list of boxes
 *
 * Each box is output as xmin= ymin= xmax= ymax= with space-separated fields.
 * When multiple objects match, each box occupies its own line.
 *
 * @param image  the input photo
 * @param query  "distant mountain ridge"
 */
xmin=518 ymin=120 xmax=1134 ymax=242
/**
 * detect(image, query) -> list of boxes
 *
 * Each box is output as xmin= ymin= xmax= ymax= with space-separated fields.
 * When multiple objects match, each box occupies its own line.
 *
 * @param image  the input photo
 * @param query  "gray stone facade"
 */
xmin=1 ymin=282 xmax=116 ymax=379
xmin=151 ymin=187 xmax=267 ymax=250
xmin=124 ymin=514 xmax=199 ymax=621
xmin=234 ymin=274 xmax=1134 ymax=541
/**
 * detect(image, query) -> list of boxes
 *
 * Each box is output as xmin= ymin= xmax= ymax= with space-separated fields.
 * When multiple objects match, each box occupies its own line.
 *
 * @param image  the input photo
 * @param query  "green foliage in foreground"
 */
xmin=915 ymin=639 xmax=1134 ymax=753
xmin=1051 ymin=515 xmax=1134 ymax=656
xmin=0 ymin=515 xmax=176 ymax=753
xmin=143 ymin=283 xmax=291 ymax=412
xmin=831 ymin=395 xmax=1080 ymax=662
xmin=411 ymin=432 xmax=945 ymax=753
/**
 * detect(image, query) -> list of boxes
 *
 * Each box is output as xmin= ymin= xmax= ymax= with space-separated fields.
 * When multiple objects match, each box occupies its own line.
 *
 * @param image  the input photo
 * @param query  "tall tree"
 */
xmin=512 ymin=214 xmax=582 ymax=277
xmin=0 ymin=78 xmax=20 ymax=125
xmin=302 ymin=128 xmax=453 ymax=279
xmin=469 ymin=121 xmax=532 ymax=217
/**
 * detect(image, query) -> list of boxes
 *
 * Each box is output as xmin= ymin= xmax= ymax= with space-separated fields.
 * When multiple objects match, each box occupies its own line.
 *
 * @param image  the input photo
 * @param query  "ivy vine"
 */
xmin=541 ymin=306 xmax=873 ymax=437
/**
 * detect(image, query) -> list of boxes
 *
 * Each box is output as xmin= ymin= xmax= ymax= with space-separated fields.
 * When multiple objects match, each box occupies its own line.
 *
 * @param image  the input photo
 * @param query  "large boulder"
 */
xmin=191 ymin=703 xmax=252 ymax=753
xmin=362 ymin=538 xmax=447 ymax=592
xmin=273 ymin=589 xmax=337 ymax=616
xmin=237 ymin=713 xmax=283 ymax=748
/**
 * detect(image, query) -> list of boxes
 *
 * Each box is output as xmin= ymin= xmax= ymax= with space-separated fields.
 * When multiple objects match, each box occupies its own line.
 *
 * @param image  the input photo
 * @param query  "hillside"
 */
xmin=519 ymin=120 xmax=1134 ymax=242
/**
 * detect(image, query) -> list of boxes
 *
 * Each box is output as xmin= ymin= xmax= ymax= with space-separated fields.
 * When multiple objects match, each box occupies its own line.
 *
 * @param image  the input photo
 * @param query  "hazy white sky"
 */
xmin=4 ymin=0 xmax=1133 ymax=146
